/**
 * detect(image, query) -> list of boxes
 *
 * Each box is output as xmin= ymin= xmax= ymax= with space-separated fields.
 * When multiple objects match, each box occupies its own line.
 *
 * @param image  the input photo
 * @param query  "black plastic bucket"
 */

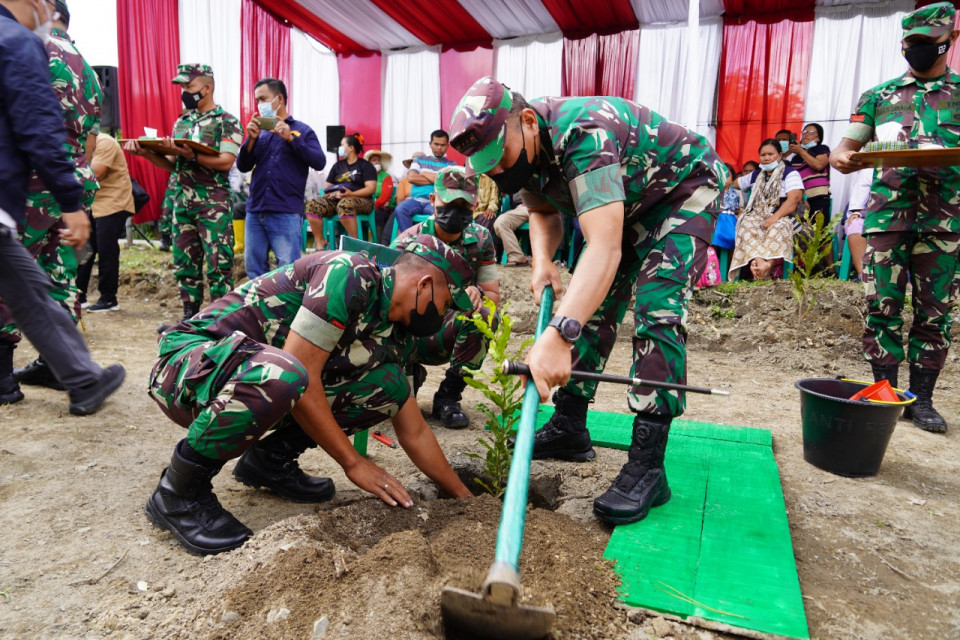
xmin=795 ymin=378 xmax=910 ymax=477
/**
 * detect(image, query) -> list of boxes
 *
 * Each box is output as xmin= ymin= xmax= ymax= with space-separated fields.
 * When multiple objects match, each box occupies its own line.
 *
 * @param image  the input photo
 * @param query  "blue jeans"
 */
xmin=394 ymin=198 xmax=433 ymax=233
xmin=244 ymin=211 xmax=303 ymax=279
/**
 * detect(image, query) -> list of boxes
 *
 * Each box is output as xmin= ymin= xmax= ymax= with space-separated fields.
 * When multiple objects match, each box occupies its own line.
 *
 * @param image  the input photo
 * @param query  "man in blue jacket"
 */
xmin=0 ymin=0 xmax=124 ymax=414
xmin=237 ymin=77 xmax=326 ymax=279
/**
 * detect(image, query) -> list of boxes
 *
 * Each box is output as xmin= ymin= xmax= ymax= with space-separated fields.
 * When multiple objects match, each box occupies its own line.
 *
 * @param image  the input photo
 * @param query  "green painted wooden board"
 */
xmin=492 ymin=409 xmax=808 ymax=638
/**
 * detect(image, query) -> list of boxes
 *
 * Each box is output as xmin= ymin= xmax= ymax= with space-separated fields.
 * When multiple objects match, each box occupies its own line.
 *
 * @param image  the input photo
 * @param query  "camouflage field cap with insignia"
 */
xmin=449 ymin=76 xmax=513 ymax=174
xmin=902 ymin=2 xmax=955 ymax=40
xmin=434 ymin=166 xmax=478 ymax=206
xmin=402 ymin=234 xmax=475 ymax=312
xmin=172 ymin=63 xmax=214 ymax=85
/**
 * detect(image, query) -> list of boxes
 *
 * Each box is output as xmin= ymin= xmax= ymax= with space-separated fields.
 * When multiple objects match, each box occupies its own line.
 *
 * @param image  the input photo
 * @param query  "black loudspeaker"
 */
xmin=326 ymin=125 xmax=345 ymax=153
xmin=93 ymin=65 xmax=121 ymax=133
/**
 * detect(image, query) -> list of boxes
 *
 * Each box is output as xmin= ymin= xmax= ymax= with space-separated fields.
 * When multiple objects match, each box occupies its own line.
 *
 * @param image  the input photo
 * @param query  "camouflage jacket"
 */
xmin=844 ymin=69 xmax=960 ymax=233
xmin=391 ymin=218 xmax=498 ymax=285
xmin=27 ymin=28 xmax=101 ymax=197
xmin=518 ymin=96 xmax=727 ymax=243
xmin=158 ymin=252 xmax=408 ymax=386
xmin=171 ymin=105 xmax=242 ymax=205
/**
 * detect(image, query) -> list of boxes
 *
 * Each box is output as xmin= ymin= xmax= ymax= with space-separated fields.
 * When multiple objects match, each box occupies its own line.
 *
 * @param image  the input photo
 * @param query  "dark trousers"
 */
xmin=77 ymin=212 xmax=126 ymax=303
xmin=0 ymin=228 xmax=100 ymax=388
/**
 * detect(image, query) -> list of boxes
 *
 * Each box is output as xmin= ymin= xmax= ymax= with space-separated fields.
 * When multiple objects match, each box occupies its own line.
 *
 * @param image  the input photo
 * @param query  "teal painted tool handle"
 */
xmin=493 ymin=285 xmax=555 ymax=570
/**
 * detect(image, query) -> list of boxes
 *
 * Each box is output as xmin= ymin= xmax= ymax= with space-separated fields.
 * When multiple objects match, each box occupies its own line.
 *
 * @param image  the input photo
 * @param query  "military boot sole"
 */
xmin=232 ymin=464 xmax=336 ymax=504
xmin=592 ymin=486 xmax=672 ymax=526
xmin=143 ymin=496 xmax=250 ymax=556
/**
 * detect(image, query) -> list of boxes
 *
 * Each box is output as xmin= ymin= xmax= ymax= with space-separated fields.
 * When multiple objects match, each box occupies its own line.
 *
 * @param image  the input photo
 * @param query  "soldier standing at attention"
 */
xmin=449 ymin=77 xmax=727 ymax=526
xmin=125 ymin=64 xmax=242 ymax=321
xmin=144 ymin=235 xmax=475 ymax=555
xmin=391 ymin=166 xmax=500 ymax=429
xmin=831 ymin=2 xmax=959 ymax=433
xmin=2 ymin=0 xmax=102 ymax=393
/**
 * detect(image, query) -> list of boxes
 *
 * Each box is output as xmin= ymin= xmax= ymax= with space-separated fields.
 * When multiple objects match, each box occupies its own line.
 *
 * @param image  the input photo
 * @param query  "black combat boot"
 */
xmin=233 ymin=424 xmax=335 ymax=503
xmin=182 ymin=300 xmax=201 ymax=321
xmin=871 ymin=363 xmax=899 ymax=389
xmin=904 ymin=364 xmax=948 ymax=433
xmin=514 ymin=388 xmax=595 ymax=461
xmin=145 ymin=440 xmax=252 ymax=555
xmin=159 ymin=233 xmax=172 ymax=252
xmin=593 ymin=414 xmax=672 ymax=525
xmin=432 ymin=367 xmax=470 ymax=429
xmin=13 ymin=357 xmax=65 ymax=391
xmin=0 ymin=344 xmax=24 ymax=405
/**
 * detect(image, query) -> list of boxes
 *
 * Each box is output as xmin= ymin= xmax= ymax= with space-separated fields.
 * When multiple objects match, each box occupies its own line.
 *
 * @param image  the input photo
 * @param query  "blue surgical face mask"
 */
xmin=257 ymin=97 xmax=279 ymax=118
xmin=760 ymin=160 xmax=780 ymax=172
xmin=779 ymin=140 xmax=790 ymax=153
xmin=801 ymin=141 xmax=817 ymax=149
xmin=337 ymin=146 xmax=346 ymax=159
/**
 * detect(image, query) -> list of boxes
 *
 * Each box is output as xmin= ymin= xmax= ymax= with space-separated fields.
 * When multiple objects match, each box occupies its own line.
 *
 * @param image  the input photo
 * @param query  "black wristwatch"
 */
xmin=547 ymin=316 xmax=582 ymax=344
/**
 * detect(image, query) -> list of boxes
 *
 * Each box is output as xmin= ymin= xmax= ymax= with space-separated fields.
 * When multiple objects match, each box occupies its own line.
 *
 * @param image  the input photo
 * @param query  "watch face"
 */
xmin=560 ymin=318 xmax=581 ymax=341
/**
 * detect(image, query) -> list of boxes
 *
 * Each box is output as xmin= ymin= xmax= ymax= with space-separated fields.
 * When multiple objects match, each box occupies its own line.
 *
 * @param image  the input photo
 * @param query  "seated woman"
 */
xmin=364 ymin=149 xmax=395 ymax=242
xmin=729 ymin=139 xmax=804 ymax=281
xmin=305 ymin=133 xmax=377 ymax=248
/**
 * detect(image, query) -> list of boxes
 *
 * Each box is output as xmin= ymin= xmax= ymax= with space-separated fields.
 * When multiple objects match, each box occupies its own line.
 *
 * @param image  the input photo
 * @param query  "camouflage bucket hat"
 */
xmin=902 ymin=2 xmax=955 ymax=40
xmin=172 ymin=63 xmax=214 ymax=85
xmin=434 ymin=166 xmax=478 ymax=206
xmin=449 ymin=76 xmax=513 ymax=174
xmin=403 ymin=235 xmax=475 ymax=312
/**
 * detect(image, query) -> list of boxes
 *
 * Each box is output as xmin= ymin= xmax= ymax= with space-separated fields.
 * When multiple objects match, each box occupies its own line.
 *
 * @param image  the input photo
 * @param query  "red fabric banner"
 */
xmin=541 ymin=0 xmax=638 ymax=36
xmin=369 ymin=0 xmax=490 ymax=47
xmin=562 ymin=30 xmax=639 ymax=99
xmin=253 ymin=0 xmax=364 ymax=54
xmin=241 ymin=0 xmax=291 ymax=127
xmin=440 ymin=44 xmax=495 ymax=165
xmin=337 ymin=52 xmax=383 ymax=150
xmin=723 ymin=0 xmax=816 ymax=16
xmin=714 ymin=13 xmax=815 ymax=169
xmin=117 ymin=0 xmax=181 ymax=224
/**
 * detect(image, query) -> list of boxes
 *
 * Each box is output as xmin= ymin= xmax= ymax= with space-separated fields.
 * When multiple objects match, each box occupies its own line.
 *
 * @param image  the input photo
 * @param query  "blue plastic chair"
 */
xmin=500 ymin=222 xmax=531 ymax=265
xmin=390 ymin=212 xmax=432 ymax=244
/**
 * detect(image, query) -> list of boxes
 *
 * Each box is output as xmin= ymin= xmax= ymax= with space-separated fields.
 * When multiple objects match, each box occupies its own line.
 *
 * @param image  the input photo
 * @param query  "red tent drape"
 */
xmin=440 ymin=44 xmax=495 ymax=165
xmin=541 ymin=0 xmax=638 ymax=35
xmin=337 ymin=52 xmax=382 ymax=150
xmin=241 ymin=0 xmax=291 ymax=127
xmin=369 ymin=0 xmax=490 ymax=47
xmin=714 ymin=12 xmax=815 ymax=169
xmin=562 ymin=30 xmax=639 ymax=99
xmin=117 ymin=0 xmax=180 ymax=224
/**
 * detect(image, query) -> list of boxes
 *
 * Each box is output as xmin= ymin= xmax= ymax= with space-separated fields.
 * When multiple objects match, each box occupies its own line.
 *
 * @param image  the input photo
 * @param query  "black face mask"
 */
xmin=903 ymin=39 xmax=951 ymax=73
xmin=181 ymin=89 xmax=203 ymax=110
xmin=434 ymin=204 xmax=473 ymax=235
xmin=491 ymin=123 xmax=537 ymax=195
xmin=407 ymin=282 xmax=444 ymax=337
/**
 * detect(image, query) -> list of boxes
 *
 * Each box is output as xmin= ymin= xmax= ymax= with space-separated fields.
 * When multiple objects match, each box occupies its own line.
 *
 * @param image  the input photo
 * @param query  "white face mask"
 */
xmin=373 ymin=163 xmax=382 ymax=172
xmin=31 ymin=6 xmax=53 ymax=44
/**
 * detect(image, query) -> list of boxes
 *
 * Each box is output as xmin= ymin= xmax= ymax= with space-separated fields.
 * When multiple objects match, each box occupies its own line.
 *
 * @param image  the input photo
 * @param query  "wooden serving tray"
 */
xmin=850 ymin=147 xmax=960 ymax=168
xmin=119 ymin=138 xmax=219 ymax=156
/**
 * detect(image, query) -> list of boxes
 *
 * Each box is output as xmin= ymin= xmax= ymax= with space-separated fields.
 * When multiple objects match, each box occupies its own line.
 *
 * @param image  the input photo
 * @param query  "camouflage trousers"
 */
xmin=159 ymin=177 xmax=177 ymax=238
xmin=0 ymin=189 xmax=94 ymax=345
xmin=565 ymin=225 xmax=711 ymax=418
xmin=305 ymin=195 xmax=373 ymax=221
xmin=408 ymin=305 xmax=498 ymax=371
xmin=862 ymin=231 xmax=960 ymax=370
xmin=173 ymin=201 xmax=234 ymax=305
xmin=149 ymin=331 xmax=410 ymax=461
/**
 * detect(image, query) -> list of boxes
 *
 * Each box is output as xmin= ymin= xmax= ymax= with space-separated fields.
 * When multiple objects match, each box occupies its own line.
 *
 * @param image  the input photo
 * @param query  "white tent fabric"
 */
xmin=494 ymin=32 xmax=563 ymax=100
xmin=290 ymin=29 xmax=341 ymax=173
xmin=381 ymin=46 xmax=442 ymax=176
xmin=804 ymin=0 xmax=912 ymax=218
xmin=459 ymin=0 xmax=559 ymax=39
xmin=631 ymin=0 xmax=724 ymax=23
xmin=178 ymin=0 xmax=242 ymax=122
xmin=635 ymin=16 xmax=722 ymax=144
xmin=294 ymin=0 xmax=423 ymax=52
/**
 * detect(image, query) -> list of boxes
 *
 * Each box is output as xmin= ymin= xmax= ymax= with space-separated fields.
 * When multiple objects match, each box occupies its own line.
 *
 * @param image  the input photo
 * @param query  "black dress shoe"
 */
xmin=14 ymin=358 xmax=65 ymax=391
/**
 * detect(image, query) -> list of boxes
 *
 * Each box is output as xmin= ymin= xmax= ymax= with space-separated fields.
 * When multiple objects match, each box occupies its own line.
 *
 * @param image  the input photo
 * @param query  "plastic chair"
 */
xmin=356 ymin=211 xmax=376 ymax=241
xmin=716 ymin=248 xmax=730 ymax=282
xmin=389 ymin=212 xmax=432 ymax=244
xmin=500 ymin=222 xmax=531 ymax=265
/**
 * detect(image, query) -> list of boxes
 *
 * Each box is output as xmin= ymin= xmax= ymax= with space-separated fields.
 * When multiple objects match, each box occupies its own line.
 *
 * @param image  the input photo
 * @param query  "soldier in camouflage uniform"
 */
xmin=1 ymin=3 xmax=102 ymax=393
xmin=158 ymin=173 xmax=177 ymax=252
xmin=391 ymin=166 xmax=500 ymax=428
xmin=124 ymin=64 xmax=242 ymax=321
xmin=450 ymin=77 xmax=727 ymax=525
xmin=144 ymin=235 xmax=475 ymax=555
xmin=831 ymin=2 xmax=959 ymax=433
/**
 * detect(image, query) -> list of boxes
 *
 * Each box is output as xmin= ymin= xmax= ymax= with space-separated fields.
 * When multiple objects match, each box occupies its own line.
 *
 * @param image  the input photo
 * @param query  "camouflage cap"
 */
xmin=902 ymin=2 xmax=955 ymax=40
xmin=402 ymin=234 xmax=475 ymax=312
xmin=172 ymin=63 xmax=214 ymax=85
xmin=449 ymin=76 xmax=513 ymax=174
xmin=434 ymin=166 xmax=478 ymax=206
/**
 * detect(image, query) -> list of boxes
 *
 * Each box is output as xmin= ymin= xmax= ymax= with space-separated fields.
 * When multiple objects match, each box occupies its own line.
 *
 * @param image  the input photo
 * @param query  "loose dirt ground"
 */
xmin=0 ymin=248 xmax=958 ymax=639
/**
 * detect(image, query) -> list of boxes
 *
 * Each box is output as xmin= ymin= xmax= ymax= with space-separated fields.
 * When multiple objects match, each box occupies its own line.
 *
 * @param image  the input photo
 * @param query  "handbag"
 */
xmin=130 ymin=177 xmax=151 ymax=213
xmin=712 ymin=212 xmax=737 ymax=250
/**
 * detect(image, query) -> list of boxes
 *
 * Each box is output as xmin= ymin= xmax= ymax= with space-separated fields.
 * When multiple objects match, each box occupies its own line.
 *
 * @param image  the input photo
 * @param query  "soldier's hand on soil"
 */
xmin=530 ymin=260 xmax=563 ymax=305
xmin=525 ymin=329 xmax=573 ymax=402
xmin=344 ymin=456 xmax=414 ymax=508
xmin=60 ymin=210 xmax=90 ymax=248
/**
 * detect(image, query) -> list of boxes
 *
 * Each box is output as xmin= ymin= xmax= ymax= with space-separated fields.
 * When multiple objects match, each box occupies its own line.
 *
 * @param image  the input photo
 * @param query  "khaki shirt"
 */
xmin=91 ymin=134 xmax=134 ymax=218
